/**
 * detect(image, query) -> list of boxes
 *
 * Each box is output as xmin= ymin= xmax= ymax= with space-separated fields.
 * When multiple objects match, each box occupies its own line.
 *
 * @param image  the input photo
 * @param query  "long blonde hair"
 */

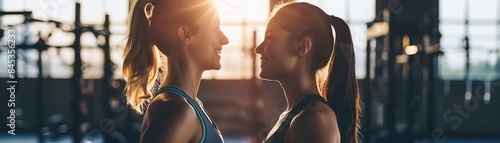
xmin=123 ymin=0 xmax=158 ymax=115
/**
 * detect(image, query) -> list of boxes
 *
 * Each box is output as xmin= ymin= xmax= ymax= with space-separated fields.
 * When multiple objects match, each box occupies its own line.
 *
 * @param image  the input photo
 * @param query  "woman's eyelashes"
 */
xmin=265 ymin=36 xmax=273 ymax=45
xmin=263 ymin=34 xmax=270 ymax=41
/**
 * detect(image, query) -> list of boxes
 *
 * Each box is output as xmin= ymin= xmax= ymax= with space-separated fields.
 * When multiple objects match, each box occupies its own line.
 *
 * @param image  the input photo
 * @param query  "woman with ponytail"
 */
xmin=123 ymin=0 xmax=228 ymax=142
xmin=255 ymin=2 xmax=362 ymax=143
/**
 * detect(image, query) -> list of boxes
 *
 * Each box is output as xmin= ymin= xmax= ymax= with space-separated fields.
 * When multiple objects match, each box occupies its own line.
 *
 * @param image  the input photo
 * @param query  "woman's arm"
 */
xmin=140 ymin=96 xmax=198 ymax=143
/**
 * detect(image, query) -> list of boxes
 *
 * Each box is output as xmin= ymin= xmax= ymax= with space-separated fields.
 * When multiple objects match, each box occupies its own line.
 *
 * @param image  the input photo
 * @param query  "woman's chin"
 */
xmin=208 ymin=63 xmax=221 ymax=70
xmin=258 ymin=72 xmax=275 ymax=81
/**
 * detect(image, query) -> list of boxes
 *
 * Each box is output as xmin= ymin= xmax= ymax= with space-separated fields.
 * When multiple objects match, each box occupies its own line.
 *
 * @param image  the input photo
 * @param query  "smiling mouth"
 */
xmin=215 ymin=49 xmax=221 ymax=56
xmin=260 ymin=58 xmax=268 ymax=65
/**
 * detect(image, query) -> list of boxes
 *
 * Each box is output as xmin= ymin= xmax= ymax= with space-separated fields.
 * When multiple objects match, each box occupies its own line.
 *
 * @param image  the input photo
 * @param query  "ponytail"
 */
xmin=323 ymin=15 xmax=362 ymax=143
xmin=122 ymin=0 xmax=159 ymax=115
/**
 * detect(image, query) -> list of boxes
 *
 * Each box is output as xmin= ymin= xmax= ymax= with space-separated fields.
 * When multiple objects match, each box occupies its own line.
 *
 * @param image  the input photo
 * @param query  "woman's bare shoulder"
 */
xmin=140 ymin=93 xmax=198 ymax=143
xmin=286 ymin=101 xmax=340 ymax=143
xmin=144 ymin=93 xmax=197 ymax=123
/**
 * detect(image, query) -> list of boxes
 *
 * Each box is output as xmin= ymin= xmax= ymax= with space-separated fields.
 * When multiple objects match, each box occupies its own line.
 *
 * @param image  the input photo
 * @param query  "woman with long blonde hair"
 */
xmin=123 ymin=0 xmax=228 ymax=142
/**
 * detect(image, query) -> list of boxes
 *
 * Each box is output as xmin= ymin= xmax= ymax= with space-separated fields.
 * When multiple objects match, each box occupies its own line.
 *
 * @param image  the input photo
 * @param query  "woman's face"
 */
xmin=187 ymin=7 xmax=229 ymax=70
xmin=255 ymin=18 xmax=299 ymax=80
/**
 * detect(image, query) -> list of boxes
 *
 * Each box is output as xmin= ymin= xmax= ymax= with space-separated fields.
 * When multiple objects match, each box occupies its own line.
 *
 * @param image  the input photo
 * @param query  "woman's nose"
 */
xmin=254 ymin=42 xmax=264 ymax=54
xmin=219 ymin=30 xmax=229 ymax=45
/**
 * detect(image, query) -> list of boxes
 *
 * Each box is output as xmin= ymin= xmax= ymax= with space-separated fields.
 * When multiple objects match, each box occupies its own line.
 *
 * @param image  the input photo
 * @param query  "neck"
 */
xmin=160 ymin=59 xmax=203 ymax=99
xmin=278 ymin=72 xmax=320 ymax=111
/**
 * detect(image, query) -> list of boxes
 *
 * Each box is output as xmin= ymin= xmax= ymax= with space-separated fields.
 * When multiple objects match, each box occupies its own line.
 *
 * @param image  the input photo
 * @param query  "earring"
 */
xmin=144 ymin=2 xmax=155 ymax=26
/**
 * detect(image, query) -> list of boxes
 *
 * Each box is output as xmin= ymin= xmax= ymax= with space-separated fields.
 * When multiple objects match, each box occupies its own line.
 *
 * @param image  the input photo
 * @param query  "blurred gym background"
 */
xmin=0 ymin=0 xmax=499 ymax=142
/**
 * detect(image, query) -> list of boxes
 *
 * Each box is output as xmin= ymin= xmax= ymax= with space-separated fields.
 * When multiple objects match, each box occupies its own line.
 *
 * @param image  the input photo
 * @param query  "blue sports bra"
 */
xmin=155 ymin=86 xmax=224 ymax=143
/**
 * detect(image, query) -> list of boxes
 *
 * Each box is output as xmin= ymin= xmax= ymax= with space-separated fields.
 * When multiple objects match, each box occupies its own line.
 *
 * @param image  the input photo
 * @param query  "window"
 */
xmin=439 ymin=0 xmax=499 ymax=80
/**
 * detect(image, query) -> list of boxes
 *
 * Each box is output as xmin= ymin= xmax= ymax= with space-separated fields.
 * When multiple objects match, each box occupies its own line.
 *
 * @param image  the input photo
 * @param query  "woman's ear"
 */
xmin=178 ymin=26 xmax=191 ymax=46
xmin=297 ymin=37 xmax=312 ymax=56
